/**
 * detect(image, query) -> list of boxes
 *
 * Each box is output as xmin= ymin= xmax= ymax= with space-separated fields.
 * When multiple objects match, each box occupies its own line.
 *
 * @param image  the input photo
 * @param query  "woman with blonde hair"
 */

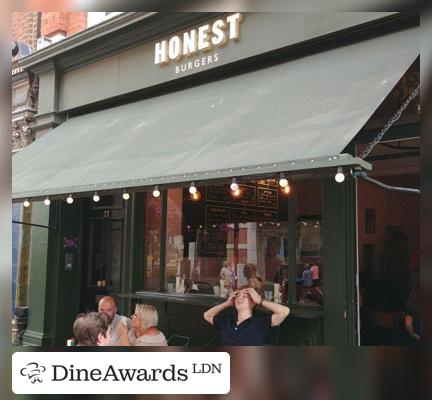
xmin=118 ymin=304 xmax=167 ymax=346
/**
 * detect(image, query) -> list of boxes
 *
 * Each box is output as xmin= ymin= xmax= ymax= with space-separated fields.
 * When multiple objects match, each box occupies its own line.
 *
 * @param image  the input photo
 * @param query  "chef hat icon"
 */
xmin=20 ymin=362 xmax=46 ymax=383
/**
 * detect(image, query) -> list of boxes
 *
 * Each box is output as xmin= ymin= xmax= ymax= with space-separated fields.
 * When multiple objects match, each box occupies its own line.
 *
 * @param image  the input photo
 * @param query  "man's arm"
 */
xmin=203 ymin=292 xmax=236 ymax=325
xmin=246 ymin=288 xmax=290 ymax=327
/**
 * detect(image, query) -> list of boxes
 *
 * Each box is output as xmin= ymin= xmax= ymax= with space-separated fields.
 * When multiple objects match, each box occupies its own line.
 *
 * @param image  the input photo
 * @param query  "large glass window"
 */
xmin=164 ymin=179 xmax=289 ymax=300
xmin=296 ymin=179 xmax=323 ymax=307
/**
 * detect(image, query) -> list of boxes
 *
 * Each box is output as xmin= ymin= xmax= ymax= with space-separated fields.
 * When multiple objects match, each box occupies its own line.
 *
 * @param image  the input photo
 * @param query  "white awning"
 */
xmin=12 ymin=27 xmax=418 ymax=200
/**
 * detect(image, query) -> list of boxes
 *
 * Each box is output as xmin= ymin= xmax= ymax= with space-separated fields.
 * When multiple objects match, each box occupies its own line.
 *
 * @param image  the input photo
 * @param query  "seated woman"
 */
xmin=118 ymin=304 xmax=167 ymax=346
xmin=73 ymin=312 xmax=111 ymax=346
xmin=204 ymin=285 xmax=290 ymax=346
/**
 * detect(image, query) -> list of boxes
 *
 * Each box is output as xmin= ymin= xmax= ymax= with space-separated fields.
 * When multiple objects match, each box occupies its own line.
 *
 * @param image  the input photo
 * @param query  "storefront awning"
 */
xmin=12 ymin=27 xmax=418 ymax=200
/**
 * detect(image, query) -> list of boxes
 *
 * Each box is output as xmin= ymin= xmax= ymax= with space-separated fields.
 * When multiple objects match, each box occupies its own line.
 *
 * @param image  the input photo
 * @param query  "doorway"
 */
xmin=81 ymin=195 xmax=124 ymax=311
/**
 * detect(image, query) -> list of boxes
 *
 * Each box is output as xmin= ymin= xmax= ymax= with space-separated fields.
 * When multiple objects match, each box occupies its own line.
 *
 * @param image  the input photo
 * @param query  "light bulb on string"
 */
xmin=66 ymin=194 xmax=74 ymax=204
xmin=281 ymin=183 xmax=290 ymax=195
xmin=44 ymin=196 xmax=51 ymax=206
xmin=93 ymin=191 xmax=100 ymax=202
xmin=152 ymin=186 xmax=160 ymax=198
xmin=122 ymin=189 xmax=130 ymax=200
xmin=279 ymin=172 xmax=288 ymax=188
xmin=230 ymin=177 xmax=239 ymax=192
xmin=335 ymin=167 xmax=345 ymax=183
xmin=23 ymin=198 xmax=30 ymax=207
xmin=189 ymin=182 xmax=197 ymax=195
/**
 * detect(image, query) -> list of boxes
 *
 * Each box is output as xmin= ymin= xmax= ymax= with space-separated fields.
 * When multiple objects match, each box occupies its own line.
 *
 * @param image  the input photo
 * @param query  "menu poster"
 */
xmin=206 ymin=184 xmax=231 ymax=203
xmin=257 ymin=210 xmax=278 ymax=224
xmin=257 ymin=178 xmax=278 ymax=187
xmin=205 ymin=205 xmax=231 ymax=227
xmin=233 ymin=185 xmax=256 ymax=207
xmin=257 ymin=188 xmax=278 ymax=209
xmin=233 ymin=208 xmax=256 ymax=224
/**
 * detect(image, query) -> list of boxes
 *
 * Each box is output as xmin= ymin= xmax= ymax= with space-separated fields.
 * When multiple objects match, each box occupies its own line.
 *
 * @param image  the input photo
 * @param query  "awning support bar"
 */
xmin=12 ymin=220 xmax=57 ymax=230
xmin=360 ymin=176 xmax=420 ymax=195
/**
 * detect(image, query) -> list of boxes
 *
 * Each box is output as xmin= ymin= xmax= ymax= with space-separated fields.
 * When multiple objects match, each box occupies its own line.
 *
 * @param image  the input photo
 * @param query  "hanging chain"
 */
xmin=359 ymin=84 xmax=420 ymax=159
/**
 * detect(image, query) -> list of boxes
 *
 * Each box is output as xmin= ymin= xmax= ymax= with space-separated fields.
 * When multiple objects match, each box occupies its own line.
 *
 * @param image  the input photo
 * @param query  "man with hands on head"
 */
xmin=204 ymin=285 xmax=290 ymax=345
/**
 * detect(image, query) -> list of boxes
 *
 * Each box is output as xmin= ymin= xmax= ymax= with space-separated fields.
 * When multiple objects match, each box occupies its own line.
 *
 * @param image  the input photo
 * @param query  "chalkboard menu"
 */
xmin=257 ymin=178 xmax=278 ymax=187
xmin=258 ymin=210 xmax=278 ymax=223
xmin=206 ymin=184 xmax=231 ymax=203
xmin=233 ymin=185 xmax=256 ymax=207
xmin=205 ymin=205 xmax=231 ymax=226
xmin=233 ymin=208 xmax=256 ymax=223
xmin=257 ymin=188 xmax=278 ymax=209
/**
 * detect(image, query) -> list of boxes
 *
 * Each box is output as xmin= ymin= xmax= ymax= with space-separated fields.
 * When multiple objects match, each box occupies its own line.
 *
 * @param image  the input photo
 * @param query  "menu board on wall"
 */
xmin=233 ymin=185 xmax=256 ymax=207
xmin=205 ymin=205 xmax=231 ymax=226
xmin=257 ymin=210 xmax=278 ymax=223
xmin=203 ymin=206 xmax=230 ymax=256
xmin=257 ymin=178 xmax=278 ymax=187
xmin=257 ymin=187 xmax=278 ymax=209
xmin=206 ymin=184 xmax=231 ymax=203
xmin=233 ymin=208 xmax=256 ymax=223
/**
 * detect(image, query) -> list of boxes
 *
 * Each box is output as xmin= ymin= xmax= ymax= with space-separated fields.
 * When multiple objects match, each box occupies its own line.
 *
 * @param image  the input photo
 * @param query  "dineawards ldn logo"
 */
xmin=20 ymin=362 xmax=47 ymax=383
xmin=12 ymin=352 xmax=230 ymax=394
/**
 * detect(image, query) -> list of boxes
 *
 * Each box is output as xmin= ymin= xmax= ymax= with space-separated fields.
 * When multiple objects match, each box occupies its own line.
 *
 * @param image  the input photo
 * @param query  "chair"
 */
xmin=167 ymin=335 xmax=190 ymax=346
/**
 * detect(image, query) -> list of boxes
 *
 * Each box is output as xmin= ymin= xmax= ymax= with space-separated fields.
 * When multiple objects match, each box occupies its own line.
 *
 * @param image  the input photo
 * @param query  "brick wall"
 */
xmin=41 ymin=12 xmax=87 ymax=38
xmin=11 ymin=12 xmax=39 ymax=51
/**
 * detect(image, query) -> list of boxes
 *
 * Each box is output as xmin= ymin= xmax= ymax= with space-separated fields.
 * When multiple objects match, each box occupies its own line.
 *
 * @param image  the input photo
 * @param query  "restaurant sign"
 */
xmin=154 ymin=13 xmax=243 ymax=74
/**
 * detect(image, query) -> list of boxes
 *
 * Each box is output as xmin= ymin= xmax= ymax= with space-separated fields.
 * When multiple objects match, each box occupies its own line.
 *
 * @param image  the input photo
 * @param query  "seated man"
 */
xmin=73 ymin=312 xmax=110 ymax=346
xmin=98 ymin=296 xmax=131 ymax=346
xmin=203 ymin=285 xmax=290 ymax=346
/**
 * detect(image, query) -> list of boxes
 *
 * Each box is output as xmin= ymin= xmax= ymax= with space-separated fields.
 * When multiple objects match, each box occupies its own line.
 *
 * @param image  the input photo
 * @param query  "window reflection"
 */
xmin=164 ymin=179 xmax=290 ymax=301
xmin=296 ymin=179 xmax=323 ymax=307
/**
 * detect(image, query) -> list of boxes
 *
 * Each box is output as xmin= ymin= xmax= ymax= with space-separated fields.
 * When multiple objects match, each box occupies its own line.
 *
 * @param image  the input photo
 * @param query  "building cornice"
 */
xmin=19 ymin=12 xmax=223 ymax=75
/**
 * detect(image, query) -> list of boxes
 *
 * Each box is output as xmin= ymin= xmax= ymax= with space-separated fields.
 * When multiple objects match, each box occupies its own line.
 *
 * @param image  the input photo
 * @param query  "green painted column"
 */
xmin=322 ymin=175 xmax=358 ymax=346
xmin=22 ymin=201 xmax=53 ymax=345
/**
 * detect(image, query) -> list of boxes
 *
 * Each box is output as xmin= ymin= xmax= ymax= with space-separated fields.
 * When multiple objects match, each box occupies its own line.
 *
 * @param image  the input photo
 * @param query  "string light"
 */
xmin=278 ymin=172 xmax=288 ymax=188
xmin=44 ymin=196 xmax=51 ymax=206
xmin=66 ymin=194 xmax=74 ymax=204
xmin=92 ymin=191 xmax=100 ymax=202
xmin=230 ymin=177 xmax=239 ymax=192
xmin=122 ymin=189 xmax=130 ymax=200
xmin=335 ymin=167 xmax=345 ymax=183
xmin=152 ymin=185 xmax=161 ymax=198
xmin=189 ymin=182 xmax=197 ymax=194
xmin=232 ymin=188 xmax=241 ymax=197
xmin=23 ymin=198 xmax=30 ymax=207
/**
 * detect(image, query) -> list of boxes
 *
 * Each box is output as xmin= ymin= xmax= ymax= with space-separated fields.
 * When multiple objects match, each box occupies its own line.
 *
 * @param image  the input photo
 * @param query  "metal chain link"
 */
xmin=360 ymin=84 xmax=420 ymax=159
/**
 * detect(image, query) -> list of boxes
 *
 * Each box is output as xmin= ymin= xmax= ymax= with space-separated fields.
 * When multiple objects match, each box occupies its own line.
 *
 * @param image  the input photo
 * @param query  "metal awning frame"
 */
xmin=12 ymin=153 xmax=371 ymax=203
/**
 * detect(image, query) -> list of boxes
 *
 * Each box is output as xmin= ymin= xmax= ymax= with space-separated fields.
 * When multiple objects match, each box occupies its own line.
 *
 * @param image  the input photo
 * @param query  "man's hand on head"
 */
xmin=246 ymin=287 xmax=262 ymax=305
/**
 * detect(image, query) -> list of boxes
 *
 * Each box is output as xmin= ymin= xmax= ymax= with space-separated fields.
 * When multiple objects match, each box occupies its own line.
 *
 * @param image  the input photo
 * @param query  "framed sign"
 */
xmin=257 ymin=187 xmax=278 ymax=209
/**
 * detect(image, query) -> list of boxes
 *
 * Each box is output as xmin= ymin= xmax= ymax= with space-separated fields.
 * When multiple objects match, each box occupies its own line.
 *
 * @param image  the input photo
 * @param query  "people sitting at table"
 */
xmin=203 ymin=285 xmax=290 ymax=346
xmin=118 ymin=304 xmax=167 ymax=346
xmin=73 ymin=312 xmax=111 ymax=346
